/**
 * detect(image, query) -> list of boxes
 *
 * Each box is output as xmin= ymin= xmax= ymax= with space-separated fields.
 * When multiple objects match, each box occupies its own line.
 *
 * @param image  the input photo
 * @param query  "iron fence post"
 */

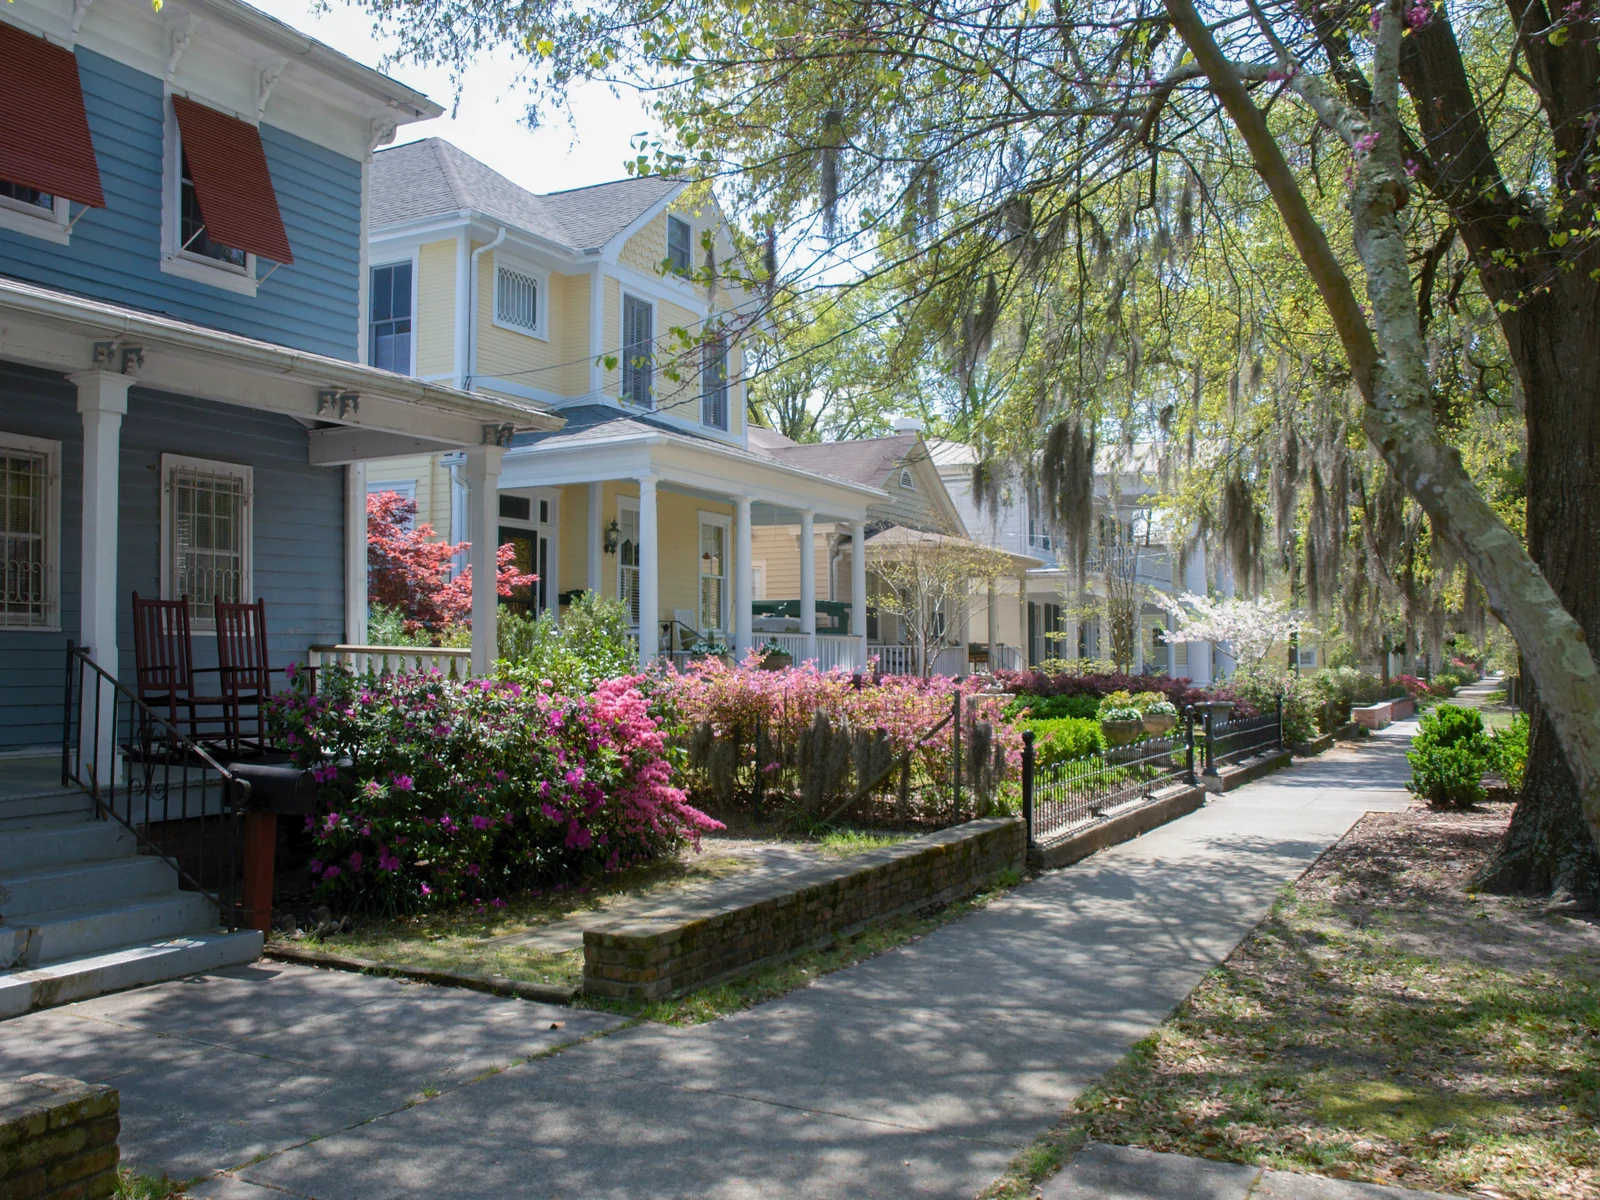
xmin=952 ymin=685 xmax=962 ymax=823
xmin=1276 ymin=694 xmax=1285 ymax=752
xmin=1203 ymin=706 xmax=1218 ymax=778
xmin=752 ymin=718 xmax=765 ymax=820
xmin=1184 ymin=705 xmax=1197 ymax=786
xmin=1021 ymin=729 xmax=1035 ymax=846
xmin=62 ymin=641 xmax=76 ymax=787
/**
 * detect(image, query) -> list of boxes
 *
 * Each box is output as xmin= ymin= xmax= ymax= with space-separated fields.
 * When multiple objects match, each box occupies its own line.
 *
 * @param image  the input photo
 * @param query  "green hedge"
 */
xmin=1022 ymin=716 xmax=1105 ymax=766
xmin=1407 ymin=704 xmax=1490 ymax=809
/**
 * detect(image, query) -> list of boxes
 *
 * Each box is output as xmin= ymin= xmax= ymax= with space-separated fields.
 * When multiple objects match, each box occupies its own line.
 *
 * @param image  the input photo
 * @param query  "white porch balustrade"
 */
xmin=307 ymin=644 xmax=473 ymax=680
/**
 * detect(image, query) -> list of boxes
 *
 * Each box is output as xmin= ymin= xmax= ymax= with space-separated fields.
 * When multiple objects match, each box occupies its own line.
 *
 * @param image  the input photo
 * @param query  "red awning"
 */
xmin=172 ymin=95 xmax=294 ymax=264
xmin=0 ymin=22 xmax=105 ymax=208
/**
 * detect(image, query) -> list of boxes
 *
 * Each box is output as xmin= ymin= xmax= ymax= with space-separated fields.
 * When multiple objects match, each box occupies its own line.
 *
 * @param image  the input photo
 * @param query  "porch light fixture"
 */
xmin=603 ymin=519 xmax=621 ymax=555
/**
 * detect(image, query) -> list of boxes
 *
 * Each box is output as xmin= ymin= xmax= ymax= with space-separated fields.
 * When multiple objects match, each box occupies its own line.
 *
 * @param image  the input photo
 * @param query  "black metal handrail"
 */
xmin=61 ymin=642 xmax=247 ymax=929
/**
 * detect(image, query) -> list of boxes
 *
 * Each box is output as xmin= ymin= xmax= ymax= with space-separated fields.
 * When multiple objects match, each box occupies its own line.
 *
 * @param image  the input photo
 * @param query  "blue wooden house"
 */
xmin=0 ymin=0 xmax=558 ymax=1012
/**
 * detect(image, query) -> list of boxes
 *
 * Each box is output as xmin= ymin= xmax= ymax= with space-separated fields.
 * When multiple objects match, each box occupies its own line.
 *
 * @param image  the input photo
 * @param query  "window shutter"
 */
xmin=172 ymin=96 xmax=294 ymax=263
xmin=0 ymin=23 xmax=104 ymax=207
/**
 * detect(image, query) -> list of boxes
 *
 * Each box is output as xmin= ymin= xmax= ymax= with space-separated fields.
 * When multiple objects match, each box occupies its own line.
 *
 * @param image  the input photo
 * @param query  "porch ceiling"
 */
xmin=0 ymin=277 xmax=561 ymax=455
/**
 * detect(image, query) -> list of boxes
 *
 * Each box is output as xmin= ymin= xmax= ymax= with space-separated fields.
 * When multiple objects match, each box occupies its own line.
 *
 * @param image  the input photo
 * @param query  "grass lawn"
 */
xmin=984 ymin=804 xmax=1599 ymax=1200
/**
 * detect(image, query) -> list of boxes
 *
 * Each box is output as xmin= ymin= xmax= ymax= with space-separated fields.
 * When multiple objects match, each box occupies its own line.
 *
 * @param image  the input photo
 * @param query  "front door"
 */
xmin=498 ymin=524 xmax=548 ymax=618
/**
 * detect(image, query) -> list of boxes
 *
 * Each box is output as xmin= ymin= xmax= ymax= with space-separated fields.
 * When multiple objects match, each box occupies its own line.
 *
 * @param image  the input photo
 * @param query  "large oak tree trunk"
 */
xmin=1477 ymin=292 xmax=1600 ymax=906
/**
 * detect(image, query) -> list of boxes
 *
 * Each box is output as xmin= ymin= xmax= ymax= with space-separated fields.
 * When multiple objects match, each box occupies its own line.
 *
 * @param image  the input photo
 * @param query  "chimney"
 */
xmin=890 ymin=415 xmax=925 ymax=433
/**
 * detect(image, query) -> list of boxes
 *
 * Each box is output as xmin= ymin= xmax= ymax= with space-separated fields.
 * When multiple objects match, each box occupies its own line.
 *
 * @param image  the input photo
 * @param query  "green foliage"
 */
xmin=367 ymin=603 xmax=438 ymax=648
xmin=1006 ymin=692 xmax=1101 ymax=721
xmin=1095 ymin=690 xmax=1135 ymax=718
xmin=497 ymin=591 xmax=636 ymax=691
xmin=1488 ymin=714 xmax=1530 ymax=792
xmin=1100 ymin=705 xmax=1143 ymax=723
xmin=1022 ymin=716 xmax=1104 ymax=766
xmin=1408 ymin=705 xmax=1491 ymax=809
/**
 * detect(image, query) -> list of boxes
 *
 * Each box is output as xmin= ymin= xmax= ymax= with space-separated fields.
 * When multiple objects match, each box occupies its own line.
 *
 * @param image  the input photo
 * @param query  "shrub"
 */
xmin=1407 ymin=742 xmax=1488 ymax=809
xmin=1407 ymin=704 xmax=1490 ymax=809
xmin=992 ymin=668 xmax=1211 ymax=711
xmin=1488 ymin=714 xmax=1530 ymax=792
xmin=1100 ymin=705 xmax=1144 ymax=723
xmin=270 ymin=667 xmax=720 ymax=915
xmin=1095 ymin=690 xmax=1136 ymax=718
xmin=1392 ymin=674 xmax=1431 ymax=701
xmin=1005 ymin=692 xmax=1101 ymax=721
xmin=1130 ymin=691 xmax=1171 ymax=713
xmin=1022 ymin=716 xmax=1104 ymax=766
xmin=497 ymin=591 xmax=635 ymax=690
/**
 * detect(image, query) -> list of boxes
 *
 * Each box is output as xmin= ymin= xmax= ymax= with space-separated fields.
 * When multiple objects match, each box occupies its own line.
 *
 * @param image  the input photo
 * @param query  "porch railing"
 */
xmin=869 ymin=644 xmax=918 ymax=675
xmin=61 ymin=643 xmax=242 ymax=929
xmin=306 ymin=644 xmax=473 ymax=681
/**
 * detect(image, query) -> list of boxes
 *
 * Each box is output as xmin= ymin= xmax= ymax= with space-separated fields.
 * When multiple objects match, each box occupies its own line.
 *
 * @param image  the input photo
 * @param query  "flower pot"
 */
xmin=759 ymin=652 xmax=793 ymax=672
xmin=1142 ymin=712 xmax=1177 ymax=735
xmin=1100 ymin=718 xmax=1144 ymax=746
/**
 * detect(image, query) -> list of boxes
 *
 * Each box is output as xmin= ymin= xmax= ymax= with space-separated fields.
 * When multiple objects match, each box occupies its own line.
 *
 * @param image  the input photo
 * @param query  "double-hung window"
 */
xmin=0 ymin=433 xmax=61 ymax=629
xmin=698 ymin=519 xmax=727 ymax=634
xmin=667 ymin=216 xmax=692 ymax=274
xmin=161 ymin=455 xmax=252 ymax=629
xmin=0 ymin=23 xmax=104 ymax=245
xmin=617 ymin=503 xmax=641 ymax=626
xmin=701 ymin=336 xmax=728 ymax=430
xmin=369 ymin=263 xmax=414 ymax=373
xmin=621 ymin=295 xmax=654 ymax=408
xmin=494 ymin=264 xmax=543 ymax=337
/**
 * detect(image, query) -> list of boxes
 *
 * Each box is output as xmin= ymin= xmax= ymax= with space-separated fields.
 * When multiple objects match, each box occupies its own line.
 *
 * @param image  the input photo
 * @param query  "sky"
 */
xmin=251 ymin=0 xmax=656 ymax=193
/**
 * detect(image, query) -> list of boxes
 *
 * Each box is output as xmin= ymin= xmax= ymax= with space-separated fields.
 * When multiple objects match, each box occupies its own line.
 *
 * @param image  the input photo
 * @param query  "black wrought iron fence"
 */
xmin=1022 ymin=727 xmax=1193 ymax=845
xmin=62 ymin=643 xmax=244 ymax=927
xmin=1207 ymin=702 xmax=1285 ymax=769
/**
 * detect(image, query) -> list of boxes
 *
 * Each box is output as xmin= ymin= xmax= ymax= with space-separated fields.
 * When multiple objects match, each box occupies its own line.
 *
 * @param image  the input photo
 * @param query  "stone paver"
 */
xmin=1042 ymin=1144 xmax=1462 ymax=1200
xmin=0 ymin=735 xmax=1417 ymax=1198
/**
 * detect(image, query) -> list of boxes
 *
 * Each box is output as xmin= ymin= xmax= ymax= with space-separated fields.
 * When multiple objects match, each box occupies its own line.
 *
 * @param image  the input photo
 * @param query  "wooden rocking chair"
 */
xmin=215 ymin=596 xmax=276 ymax=756
xmin=130 ymin=592 xmax=224 ymax=752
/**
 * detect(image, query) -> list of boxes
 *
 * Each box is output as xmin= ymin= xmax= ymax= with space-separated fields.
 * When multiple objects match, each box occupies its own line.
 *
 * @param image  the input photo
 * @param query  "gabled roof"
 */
xmin=751 ymin=431 xmax=923 ymax=487
xmin=370 ymin=139 xmax=681 ymax=253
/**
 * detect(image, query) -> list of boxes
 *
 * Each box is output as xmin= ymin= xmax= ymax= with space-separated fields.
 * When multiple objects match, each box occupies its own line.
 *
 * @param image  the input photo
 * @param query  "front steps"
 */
xmin=0 ymin=786 xmax=261 ymax=1018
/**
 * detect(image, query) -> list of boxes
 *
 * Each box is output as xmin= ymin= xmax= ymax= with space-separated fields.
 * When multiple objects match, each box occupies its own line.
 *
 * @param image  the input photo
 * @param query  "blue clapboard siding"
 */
xmin=0 ymin=48 xmax=362 ymax=361
xmin=0 ymin=367 xmax=348 ymax=751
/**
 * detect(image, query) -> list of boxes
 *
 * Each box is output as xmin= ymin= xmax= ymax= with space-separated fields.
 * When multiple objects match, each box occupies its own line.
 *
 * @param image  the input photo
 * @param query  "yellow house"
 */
xmin=360 ymin=139 xmax=884 ymax=667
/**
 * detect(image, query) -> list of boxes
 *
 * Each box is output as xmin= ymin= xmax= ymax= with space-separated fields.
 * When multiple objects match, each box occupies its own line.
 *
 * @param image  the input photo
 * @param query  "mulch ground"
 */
xmin=1065 ymin=801 xmax=1600 ymax=1199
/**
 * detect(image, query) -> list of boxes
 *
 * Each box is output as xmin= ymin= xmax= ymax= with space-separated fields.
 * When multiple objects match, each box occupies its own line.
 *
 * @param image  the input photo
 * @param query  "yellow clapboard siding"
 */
xmin=415 ymin=240 xmax=457 ymax=379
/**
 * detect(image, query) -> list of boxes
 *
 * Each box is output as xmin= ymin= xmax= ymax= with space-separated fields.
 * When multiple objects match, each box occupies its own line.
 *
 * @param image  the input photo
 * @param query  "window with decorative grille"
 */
xmin=495 ymin=265 xmax=540 ymax=335
xmin=162 ymin=455 xmax=251 ymax=628
xmin=0 ymin=435 xmax=58 ymax=628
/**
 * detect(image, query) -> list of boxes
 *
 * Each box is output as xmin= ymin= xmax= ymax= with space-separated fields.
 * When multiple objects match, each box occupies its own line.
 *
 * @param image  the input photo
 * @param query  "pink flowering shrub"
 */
xmin=270 ymin=666 xmax=720 ymax=915
xmin=654 ymin=654 xmax=1021 ymax=820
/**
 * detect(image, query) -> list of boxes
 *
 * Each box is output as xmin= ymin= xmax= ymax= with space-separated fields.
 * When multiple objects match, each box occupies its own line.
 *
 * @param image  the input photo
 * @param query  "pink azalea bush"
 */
xmin=270 ymin=666 xmax=720 ymax=915
xmin=655 ymin=653 xmax=1022 ymax=817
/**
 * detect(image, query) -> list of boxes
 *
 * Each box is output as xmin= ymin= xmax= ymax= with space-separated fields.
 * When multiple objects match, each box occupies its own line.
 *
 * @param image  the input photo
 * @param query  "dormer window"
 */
xmin=667 ymin=216 xmax=692 ymax=274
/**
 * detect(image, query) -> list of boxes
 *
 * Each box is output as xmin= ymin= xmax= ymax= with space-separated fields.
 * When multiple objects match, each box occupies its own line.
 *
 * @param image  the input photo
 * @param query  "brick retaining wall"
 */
xmin=0 ymin=1074 xmax=119 ymax=1200
xmin=583 ymin=818 xmax=1026 ymax=1001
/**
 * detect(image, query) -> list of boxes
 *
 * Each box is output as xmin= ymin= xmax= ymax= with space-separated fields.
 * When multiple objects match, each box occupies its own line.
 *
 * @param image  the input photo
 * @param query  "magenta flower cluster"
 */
xmin=268 ymin=667 xmax=721 ymax=915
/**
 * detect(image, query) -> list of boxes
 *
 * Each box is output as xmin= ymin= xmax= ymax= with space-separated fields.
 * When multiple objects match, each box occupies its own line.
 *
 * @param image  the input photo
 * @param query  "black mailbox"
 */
xmin=228 ymin=758 xmax=317 ymax=815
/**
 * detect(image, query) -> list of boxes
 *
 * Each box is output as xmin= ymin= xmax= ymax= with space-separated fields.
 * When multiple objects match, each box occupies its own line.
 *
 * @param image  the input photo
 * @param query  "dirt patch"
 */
xmin=1050 ymin=803 xmax=1600 ymax=1200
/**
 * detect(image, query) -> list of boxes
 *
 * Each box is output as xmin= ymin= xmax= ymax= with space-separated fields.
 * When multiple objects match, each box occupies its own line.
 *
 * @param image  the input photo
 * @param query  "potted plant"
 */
xmin=1099 ymin=705 xmax=1146 ymax=746
xmin=756 ymin=638 xmax=793 ymax=671
xmin=1140 ymin=698 xmax=1179 ymax=735
xmin=689 ymin=637 xmax=734 ymax=667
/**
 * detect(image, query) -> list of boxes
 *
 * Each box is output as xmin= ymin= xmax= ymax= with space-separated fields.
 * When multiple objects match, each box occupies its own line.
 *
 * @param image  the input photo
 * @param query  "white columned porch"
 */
xmin=71 ymin=371 xmax=131 ymax=670
xmin=850 ymin=520 xmax=868 ymax=665
xmin=987 ymin=580 xmax=999 ymax=668
xmin=344 ymin=462 xmax=368 ymax=645
xmin=637 ymin=474 xmax=659 ymax=665
xmin=587 ymin=481 xmax=603 ymax=594
xmin=798 ymin=510 xmax=816 ymax=663
xmin=465 ymin=445 xmax=504 ymax=676
xmin=733 ymin=495 xmax=753 ymax=657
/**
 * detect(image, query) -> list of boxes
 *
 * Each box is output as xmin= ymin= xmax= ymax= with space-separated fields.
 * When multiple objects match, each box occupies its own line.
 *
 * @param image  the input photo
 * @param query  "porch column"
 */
xmin=1184 ymin=533 xmax=1212 ymax=683
xmin=638 ymin=474 xmax=659 ymax=664
xmin=987 ymin=579 xmax=998 ymax=670
xmin=850 ymin=519 xmax=868 ymax=664
xmin=1017 ymin=573 xmax=1028 ymax=665
xmin=587 ymin=481 xmax=603 ymax=594
xmin=733 ymin=495 xmax=753 ymax=657
xmin=464 ymin=445 xmax=504 ymax=677
xmin=344 ymin=462 xmax=368 ymax=645
xmin=71 ymin=372 xmax=131 ymax=671
xmin=798 ymin=510 xmax=817 ymax=663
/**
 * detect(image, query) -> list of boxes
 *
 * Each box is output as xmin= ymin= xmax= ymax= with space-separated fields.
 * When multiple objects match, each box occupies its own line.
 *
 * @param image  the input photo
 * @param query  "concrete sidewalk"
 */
xmin=0 ymin=736 xmax=1416 ymax=1199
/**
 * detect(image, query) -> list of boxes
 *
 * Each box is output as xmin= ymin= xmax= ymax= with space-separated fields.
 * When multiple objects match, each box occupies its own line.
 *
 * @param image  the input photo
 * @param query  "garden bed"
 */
xmin=1011 ymin=802 xmax=1600 ymax=1200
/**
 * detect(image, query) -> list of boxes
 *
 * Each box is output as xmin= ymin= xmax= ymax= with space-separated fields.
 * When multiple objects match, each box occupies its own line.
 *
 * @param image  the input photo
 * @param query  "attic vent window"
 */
xmin=899 ymin=468 xmax=914 ymax=490
xmin=494 ymin=265 xmax=542 ymax=337
xmin=667 ymin=216 xmax=692 ymax=274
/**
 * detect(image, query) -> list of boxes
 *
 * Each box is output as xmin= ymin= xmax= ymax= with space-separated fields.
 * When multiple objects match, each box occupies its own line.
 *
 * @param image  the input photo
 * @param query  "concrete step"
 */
xmin=0 ymin=929 xmax=263 ymax=1018
xmin=0 ymin=855 xmax=177 ymax=919
xmin=0 ymin=790 xmax=94 ymax=827
xmin=1 ymin=891 xmax=219 ymax=969
xmin=0 ymin=820 xmax=135 ymax=873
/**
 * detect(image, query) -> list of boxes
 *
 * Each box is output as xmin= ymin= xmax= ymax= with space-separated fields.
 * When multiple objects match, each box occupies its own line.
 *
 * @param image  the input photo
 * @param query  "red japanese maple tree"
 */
xmin=366 ymin=491 xmax=534 ymax=635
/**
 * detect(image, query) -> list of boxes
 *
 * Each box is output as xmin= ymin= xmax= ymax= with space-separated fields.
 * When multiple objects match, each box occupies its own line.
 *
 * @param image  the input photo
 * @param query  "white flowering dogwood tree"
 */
xmin=1158 ymin=594 xmax=1300 ymax=676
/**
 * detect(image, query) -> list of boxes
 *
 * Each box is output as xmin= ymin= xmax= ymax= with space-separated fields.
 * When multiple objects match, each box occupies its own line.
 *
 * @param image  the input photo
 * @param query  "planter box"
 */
xmin=1352 ymin=701 xmax=1393 ymax=730
xmin=1389 ymin=697 xmax=1415 ymax=719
